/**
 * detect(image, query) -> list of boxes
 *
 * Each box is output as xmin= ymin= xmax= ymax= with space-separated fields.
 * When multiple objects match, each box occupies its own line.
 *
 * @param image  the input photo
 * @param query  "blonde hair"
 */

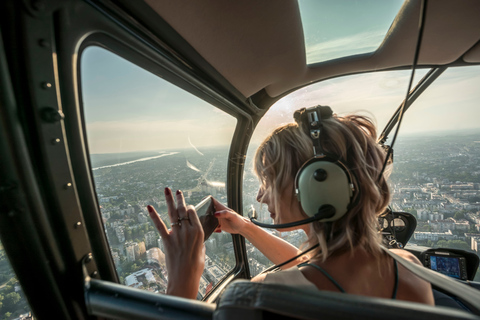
xmin=254 ymin=114 xmax=390 ymax=261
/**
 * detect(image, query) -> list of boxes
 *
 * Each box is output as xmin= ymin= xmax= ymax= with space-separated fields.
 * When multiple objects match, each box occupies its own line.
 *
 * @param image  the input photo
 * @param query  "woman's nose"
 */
xmin=256 ymin=187 xmax=264 ymax=203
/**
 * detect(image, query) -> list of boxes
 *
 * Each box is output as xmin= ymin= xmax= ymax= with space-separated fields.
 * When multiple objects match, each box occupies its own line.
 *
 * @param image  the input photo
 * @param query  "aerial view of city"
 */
xmin=1 ymin=130 xmax=480 ymax=318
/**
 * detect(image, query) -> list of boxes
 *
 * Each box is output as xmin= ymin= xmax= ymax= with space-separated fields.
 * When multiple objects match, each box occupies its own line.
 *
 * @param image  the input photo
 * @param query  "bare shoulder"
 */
xmin=389 ymin=249 xmax=435 ymax=305
xmin=389 ymin=249 xmax=422 ymax=265
xmin=251 ymin=273 xmax=267 ymax=283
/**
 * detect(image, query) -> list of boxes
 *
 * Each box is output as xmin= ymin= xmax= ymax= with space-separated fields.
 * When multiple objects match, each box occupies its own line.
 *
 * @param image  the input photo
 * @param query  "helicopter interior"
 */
xmin=1 ymin=0 xmax=480 ymax=319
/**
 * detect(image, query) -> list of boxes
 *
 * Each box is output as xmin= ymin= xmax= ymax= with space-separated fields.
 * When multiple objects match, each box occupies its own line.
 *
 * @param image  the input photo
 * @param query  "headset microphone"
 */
xmin=249 ymin=206 xmax=335 ymax=229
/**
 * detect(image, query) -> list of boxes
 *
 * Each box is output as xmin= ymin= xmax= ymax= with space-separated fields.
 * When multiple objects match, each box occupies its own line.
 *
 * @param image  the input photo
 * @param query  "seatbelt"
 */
xmin=383 ymin=247 xmax=480 ymax=315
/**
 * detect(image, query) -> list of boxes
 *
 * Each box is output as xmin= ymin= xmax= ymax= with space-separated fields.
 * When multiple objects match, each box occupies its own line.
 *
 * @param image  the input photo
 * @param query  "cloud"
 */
xmin=251 ymin=66 xmax=480 ymax=143
xmin=305 ymin=30 xmax=386 ymax=64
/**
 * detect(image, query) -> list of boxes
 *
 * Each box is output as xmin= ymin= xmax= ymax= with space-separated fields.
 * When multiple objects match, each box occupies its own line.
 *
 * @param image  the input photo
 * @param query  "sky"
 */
xmin=81 ymin=47 xmax=237 ymax=154
xmin=298 ymin=0 xmax=405 ymax=63
xmin=80 ymin=1 xmax=480 ymax=154
xmin=252 ymin=66 xmax=480 ymax=146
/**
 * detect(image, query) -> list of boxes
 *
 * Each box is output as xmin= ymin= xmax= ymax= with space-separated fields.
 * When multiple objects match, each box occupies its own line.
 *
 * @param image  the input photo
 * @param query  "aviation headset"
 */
xmin=250 ymin=105 xmax=355 ymax=229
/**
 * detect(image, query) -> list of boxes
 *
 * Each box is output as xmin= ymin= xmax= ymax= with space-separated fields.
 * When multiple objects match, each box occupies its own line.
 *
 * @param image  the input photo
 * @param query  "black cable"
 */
xmin=378 ymin=0 xmax=428 ymax=182
xmin=249 ymin=205 xmax=335 ymax=229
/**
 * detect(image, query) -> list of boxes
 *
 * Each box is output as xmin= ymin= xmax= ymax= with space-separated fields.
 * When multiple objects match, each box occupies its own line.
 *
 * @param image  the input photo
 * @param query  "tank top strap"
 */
xmin=300 ymin=258 xmax=399 ymax=299
xmin=298 ymin=262 xmax=346 ymax=293
xmin=392 ymin=259 xmax=399 ymax=299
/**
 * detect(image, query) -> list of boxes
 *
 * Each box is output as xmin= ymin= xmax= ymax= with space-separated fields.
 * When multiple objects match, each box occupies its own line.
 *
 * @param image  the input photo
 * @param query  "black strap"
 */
xmin=293 ymin=106 xmax=333 ymax=156
xmin=298 ymin=263 xmax=346 ymax=293
xmin=382 ymin=247 xmax=480 ymax=315
xmin=392 ymin=259 xmax=398 ymax=299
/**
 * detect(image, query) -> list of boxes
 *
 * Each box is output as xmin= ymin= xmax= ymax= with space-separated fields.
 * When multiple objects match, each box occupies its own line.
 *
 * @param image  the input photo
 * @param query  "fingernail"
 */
xmin=176 ymin=190 xmax=181 ymax=195
xmin=215 ymin=230 xmax=222 ymax=233
xmin=214 ymin=212 xmax=220 ymax=216
xmin=164 ymin=188 xmax=170 ymax=196
xmin=147 ymin=205 xmax=154 ymax=213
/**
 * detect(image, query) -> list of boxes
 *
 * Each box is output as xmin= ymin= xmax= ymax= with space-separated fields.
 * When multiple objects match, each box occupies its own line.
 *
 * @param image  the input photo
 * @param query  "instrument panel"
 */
xmin=420 ymin=248 xmax=479 ymax=281
xmin=379 ymin=210 xmax=416 ymax=248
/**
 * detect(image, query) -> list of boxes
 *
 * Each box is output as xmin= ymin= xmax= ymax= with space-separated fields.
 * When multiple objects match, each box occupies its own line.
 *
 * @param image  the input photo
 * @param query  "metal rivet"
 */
xmin=51 ymin=138 xmax=61 ymax=145
xmin=85 ymin=254 xmax=92 ymax=263
xmin=42 ymin=82 xmax=52 ymax=89
xmin=41 ymin=107 xmax=64 ymax=123
xmin=64 ymin=182 xmax=72 ymax=189
xmin=75 ymin=222 xmax=82 ymax=228
xmin=38 ymin=39 xmax=49 ymax=48
xmin=90 ymin=271 xmax=98 ymax=278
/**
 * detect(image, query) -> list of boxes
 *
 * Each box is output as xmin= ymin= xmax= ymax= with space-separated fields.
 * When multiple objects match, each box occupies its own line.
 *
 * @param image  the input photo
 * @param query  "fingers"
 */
xmin=212 ymin=198 xmax=229 ymax=211
xmin=214 ymin=209 xmax=232 ymax=219
xmin=147 ymin=205 xmax=169 ymax=239
xmin=164 ymin=187 xmax=178 ymax=222
xmin=183 ymin=205 xmax=195 ymax=227
xmin=176 ymin=189 xmax=188 ymax=219
xmin=186 ymin=205 xmax=204 ymax=240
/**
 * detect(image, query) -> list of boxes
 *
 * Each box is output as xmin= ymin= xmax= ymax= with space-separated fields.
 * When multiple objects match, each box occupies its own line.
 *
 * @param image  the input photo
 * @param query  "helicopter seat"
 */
xmin=213 ymin=280 xmax=479 ymax=320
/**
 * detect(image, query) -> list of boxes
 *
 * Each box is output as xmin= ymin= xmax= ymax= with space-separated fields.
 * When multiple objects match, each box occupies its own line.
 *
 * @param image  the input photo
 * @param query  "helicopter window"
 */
xmin=80 ymin=46 xmax=237 ymax=299
xmin=244 ymin=66 xmax=480 ymax=277
xmin=243 ymin=69 xmax=428 ymax=276
xmin=388 ymin=65 xmax=480 ymax=280
xmin=0 ymin=241 xmax=33 ymax=318
xmin=298 ymin=0 xmax=405 ymax=64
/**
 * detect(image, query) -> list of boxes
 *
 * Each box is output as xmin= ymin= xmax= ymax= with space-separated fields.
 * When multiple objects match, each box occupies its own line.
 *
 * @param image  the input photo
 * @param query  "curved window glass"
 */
xmin=81 ymin=46 xmax=237 ymax=299
xmin=244 ymin=66 xmax=480 ymax=280
xmin=298 ymin=0 xmax=405 ymax=64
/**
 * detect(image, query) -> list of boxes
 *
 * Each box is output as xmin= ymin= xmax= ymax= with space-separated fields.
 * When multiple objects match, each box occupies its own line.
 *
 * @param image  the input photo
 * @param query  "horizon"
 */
xmin=88 ymin=127 xmax=480 ymax=157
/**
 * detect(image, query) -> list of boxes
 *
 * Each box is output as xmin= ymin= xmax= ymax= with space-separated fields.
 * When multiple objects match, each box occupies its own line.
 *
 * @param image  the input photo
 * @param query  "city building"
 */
xmin=137 ymin=241 xmax=146 ymax=260
xmin=414 ymin=230 xmax=456 ymax=241
xmin=145 ymin=231 xmax=157 ymax=248
xmin=125 ymin=242 xmax=136 ymax=262
xmin=125 ymin=268 xmax=156 ymax=288
xmin=115 ymin=226 xmax=125 ymax=243
xmin=146 ymin=247 xmax=165 ymax=267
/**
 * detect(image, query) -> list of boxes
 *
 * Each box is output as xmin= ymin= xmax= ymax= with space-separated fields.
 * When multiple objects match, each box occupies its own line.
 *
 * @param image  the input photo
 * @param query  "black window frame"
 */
xmin=0 ymin=0 xmax=258 ymax=317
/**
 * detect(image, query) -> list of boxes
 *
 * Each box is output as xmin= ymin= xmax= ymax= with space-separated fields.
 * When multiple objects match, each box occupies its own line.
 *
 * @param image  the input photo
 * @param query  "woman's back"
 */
xmin=260 ymin=247 xmax=434 ymax=305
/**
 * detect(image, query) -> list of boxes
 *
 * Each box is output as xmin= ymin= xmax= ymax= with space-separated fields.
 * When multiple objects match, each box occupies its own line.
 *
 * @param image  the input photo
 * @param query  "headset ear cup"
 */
xmin=295 ymin=159 xmax=352 ymax=222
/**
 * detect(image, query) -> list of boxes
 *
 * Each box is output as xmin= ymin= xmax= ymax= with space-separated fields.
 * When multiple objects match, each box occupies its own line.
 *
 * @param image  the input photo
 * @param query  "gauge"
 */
xmin=391 ymin=217 xmax=406 ymax=231
xmin=378 ymin=217 xmax=389 ymax=230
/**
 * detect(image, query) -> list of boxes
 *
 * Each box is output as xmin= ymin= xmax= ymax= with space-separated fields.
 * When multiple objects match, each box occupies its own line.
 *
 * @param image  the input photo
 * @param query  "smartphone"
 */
xmin=195 ymin=196 xmax=219 ymax=242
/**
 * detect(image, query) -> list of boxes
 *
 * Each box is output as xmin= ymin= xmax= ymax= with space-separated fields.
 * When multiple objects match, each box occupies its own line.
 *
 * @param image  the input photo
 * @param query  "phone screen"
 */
xmin=195 ymin=196 xmax=219 ymax=242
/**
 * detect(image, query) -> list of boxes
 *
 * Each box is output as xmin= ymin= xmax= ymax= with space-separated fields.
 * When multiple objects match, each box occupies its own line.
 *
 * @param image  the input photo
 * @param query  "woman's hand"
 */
xmin=147 ymin=188 xmax=205 ymax=299
xmin=212 ymin=198 xmax=251 ymax=236
xmin=212 ymin=198 xmax=302 ymax=269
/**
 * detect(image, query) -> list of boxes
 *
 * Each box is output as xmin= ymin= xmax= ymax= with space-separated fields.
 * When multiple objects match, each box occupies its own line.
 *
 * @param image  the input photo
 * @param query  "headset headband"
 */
xmin=294 ymin=106 xmax=333 ymax=156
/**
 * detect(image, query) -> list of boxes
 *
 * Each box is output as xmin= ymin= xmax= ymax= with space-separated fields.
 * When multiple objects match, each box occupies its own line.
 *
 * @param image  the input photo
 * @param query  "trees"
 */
xmin=454 ymin=211 xmax=465 ymax=220
xmin=2 ymin=292 xmax=20 ymax=313
xmin=436 ymin=239 xmax=471 ymax=251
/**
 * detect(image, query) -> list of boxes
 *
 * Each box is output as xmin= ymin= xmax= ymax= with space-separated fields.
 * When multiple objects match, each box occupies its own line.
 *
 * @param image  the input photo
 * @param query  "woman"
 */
xmin=147 ymin=109 xmax=434 ymax=305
